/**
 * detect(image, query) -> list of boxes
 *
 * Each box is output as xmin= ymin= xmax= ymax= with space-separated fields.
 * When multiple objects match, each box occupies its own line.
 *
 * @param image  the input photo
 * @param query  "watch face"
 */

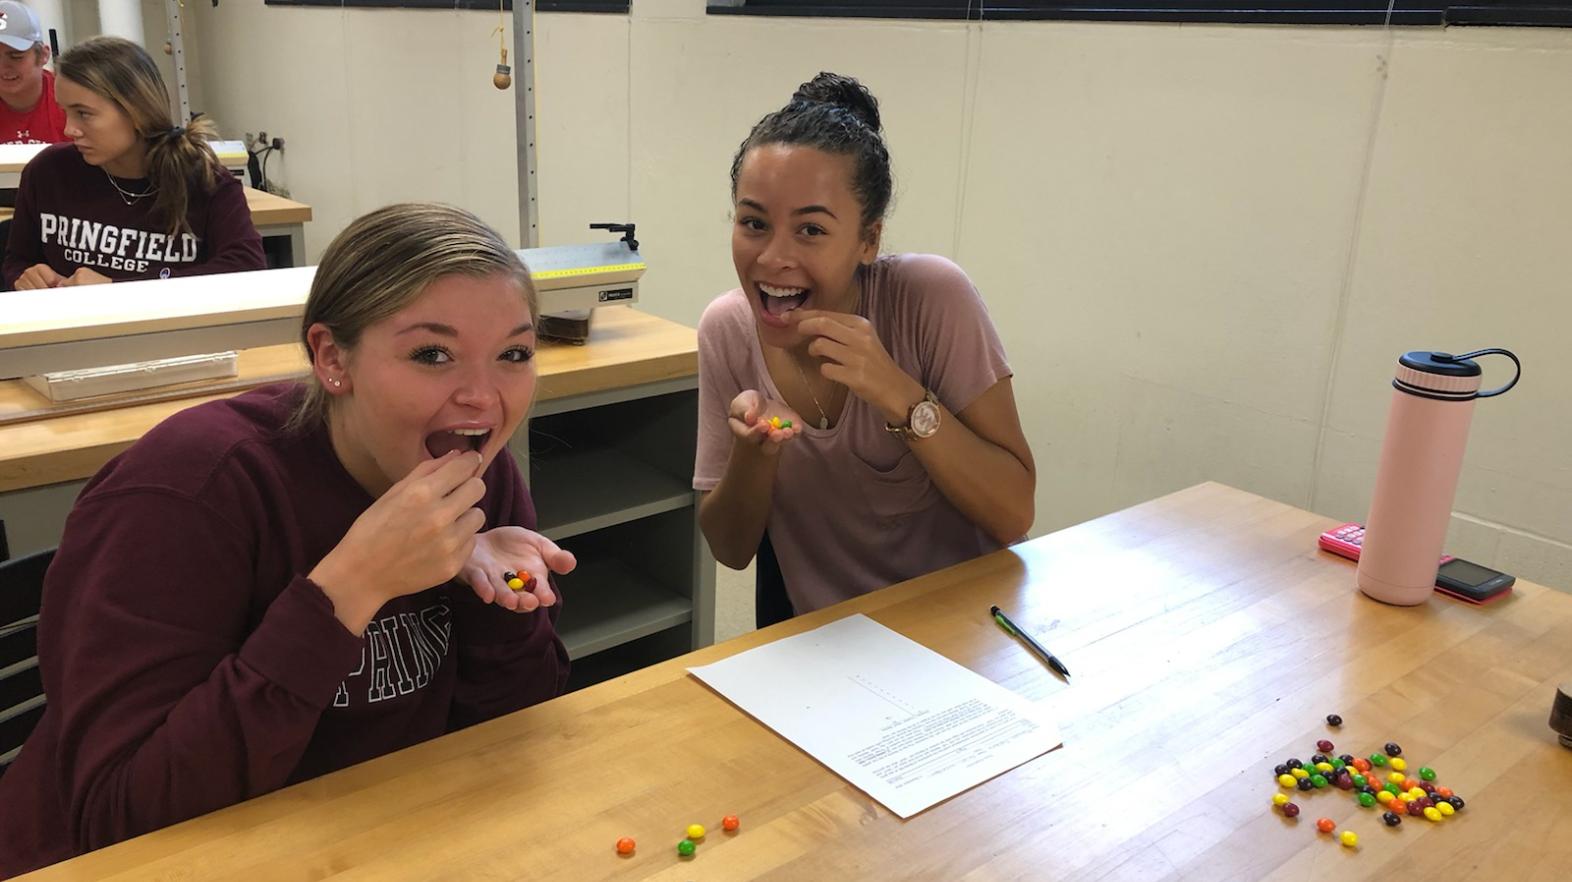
xmin=910 ymin=400 xmax=941 ymax=438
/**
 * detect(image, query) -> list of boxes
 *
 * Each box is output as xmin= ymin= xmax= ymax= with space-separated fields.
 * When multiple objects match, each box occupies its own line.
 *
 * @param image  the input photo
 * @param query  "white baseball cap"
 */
xmin=0 ymin=2 xmax=45 ymax=53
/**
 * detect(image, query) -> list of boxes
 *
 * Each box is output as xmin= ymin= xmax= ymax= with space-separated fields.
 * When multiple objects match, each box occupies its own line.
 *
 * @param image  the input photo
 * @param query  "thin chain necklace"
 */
xmin=792 ymin=355 xmax=831 ymax=430
xmin=785 ymin=272 xmax=866 ymax=430
xmin=103 ymin=168 xmax=155 ymax=205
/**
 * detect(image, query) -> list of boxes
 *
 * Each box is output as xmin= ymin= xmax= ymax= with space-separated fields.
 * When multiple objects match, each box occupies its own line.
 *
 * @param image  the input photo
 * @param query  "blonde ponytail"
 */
xmin=59 ymin=37 xmax=230 ymax=238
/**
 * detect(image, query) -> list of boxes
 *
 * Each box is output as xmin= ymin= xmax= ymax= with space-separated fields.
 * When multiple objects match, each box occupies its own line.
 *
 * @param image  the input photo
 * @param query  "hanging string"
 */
xmin=492 ymin=0 xmax=512 ymax=89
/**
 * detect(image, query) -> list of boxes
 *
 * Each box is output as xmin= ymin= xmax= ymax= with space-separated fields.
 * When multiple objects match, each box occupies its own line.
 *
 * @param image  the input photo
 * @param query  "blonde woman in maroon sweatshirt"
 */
xmin=0 ymin=203 xmax=575 ymax=875
xmin=3 ymin=36 xmax=263 ymax=289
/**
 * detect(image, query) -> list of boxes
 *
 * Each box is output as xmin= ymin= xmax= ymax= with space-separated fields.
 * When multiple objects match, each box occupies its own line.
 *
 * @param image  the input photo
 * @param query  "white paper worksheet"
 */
xmin=687 ymin=614 xmax=1063 ymax=818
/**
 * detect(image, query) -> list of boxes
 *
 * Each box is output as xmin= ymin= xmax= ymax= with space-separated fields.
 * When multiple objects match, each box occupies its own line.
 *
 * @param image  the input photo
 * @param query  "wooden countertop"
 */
xmin=0 ymin=307 xmax=696 ymax=493
xmin=18 ymin=482 xmax=1572 ymax=880
xmin=0 ymin=187 xmax=310 ymax=227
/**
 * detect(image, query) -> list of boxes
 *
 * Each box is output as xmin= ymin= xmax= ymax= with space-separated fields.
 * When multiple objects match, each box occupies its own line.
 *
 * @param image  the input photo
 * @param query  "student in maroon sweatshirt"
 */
xmin=3 ymin=36 xmax=263 ymax=289
xmin=0 ymin=203 xmax=575 ymax=876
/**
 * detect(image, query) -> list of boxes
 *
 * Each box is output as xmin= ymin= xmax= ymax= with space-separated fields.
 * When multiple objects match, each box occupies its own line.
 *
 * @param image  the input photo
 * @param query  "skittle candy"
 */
xmin=615 ymin=837 xmax=635 ymax=856
xmin=1437 ymin=801 xmax=1455 ymax=817
xmin=1389 ymin=757 xmax=1407 ymax=772
xmin=677 ymin=839 xmax=696 ymax=857
xmin=1273 ymin=793 xmax=1291 ymax=806
xmin=1383 ymin=811 xmax=1402 ymax=826
xmin=1281 ymin=802 xmax=1301 ymax=818
xmin=1424 ymin=806 xmax=1443 ymax=822
xmin=1317 ymin=739 xmax=1335 ymax=753
xmin=1316 ymin=817 xmax=1335 ymax=834
xmin=1341 ymin=830 xmax=1359 ymax=848
xmin=1418 ymin=766 xmax=1436 ymax=781
xmin=722 ymin=815 xmax=741 ymax=832
xmin=1278 ymin=774 xmax=1297 ymax=788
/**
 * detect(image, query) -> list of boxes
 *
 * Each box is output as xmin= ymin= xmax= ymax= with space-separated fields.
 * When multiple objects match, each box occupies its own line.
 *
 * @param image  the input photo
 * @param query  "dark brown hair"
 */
xmin=730 ymin=72 xmax=893 ymax=236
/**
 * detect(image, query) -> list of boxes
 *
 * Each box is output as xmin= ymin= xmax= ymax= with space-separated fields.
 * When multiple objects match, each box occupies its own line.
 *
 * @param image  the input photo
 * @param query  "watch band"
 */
xmin=885 ymin=389 xmax=939 ymax=441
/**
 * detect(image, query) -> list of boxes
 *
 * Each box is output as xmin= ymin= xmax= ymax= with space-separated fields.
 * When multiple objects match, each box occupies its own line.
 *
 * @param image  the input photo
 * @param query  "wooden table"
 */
xmin=18 ymin=482 xmax=1572 ymax=880
xmin=241 ymin=187 xmax=312 ymax=267
xmin=0 ymin=142 xmax=248 ymax=188
xmin=0 ymin=188 xmax=312 ymax=268
xmin=0 ymin=306 xmax=697 ymax=492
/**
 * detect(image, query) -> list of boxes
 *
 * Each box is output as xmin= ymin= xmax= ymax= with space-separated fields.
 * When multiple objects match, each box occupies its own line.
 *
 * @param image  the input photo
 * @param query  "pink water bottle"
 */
xmin=1357 ymin=348 xmax=1520 ymax=605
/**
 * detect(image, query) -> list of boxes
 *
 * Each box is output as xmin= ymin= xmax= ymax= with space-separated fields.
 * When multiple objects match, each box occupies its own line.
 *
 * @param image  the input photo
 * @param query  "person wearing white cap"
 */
xmin=0 ymin=1 xmax=66 ymax=144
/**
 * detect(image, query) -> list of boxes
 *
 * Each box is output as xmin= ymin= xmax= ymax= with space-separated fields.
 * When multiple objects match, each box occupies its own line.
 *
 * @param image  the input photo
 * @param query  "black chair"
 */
xmin=1 ymin=548 xmax=53 ymax=778
xmin=755 ymin=531 xmax=794 ymax=629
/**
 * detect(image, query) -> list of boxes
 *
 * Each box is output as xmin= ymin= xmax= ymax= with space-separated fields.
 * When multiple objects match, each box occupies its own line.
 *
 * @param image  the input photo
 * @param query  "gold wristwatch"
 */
xmin=885 ymin=389 xmax=941 ymax=441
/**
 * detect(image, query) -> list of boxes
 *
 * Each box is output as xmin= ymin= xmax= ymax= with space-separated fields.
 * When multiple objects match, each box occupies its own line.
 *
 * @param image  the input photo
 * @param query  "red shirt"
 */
xmin=0 ymin=68 xmax=67 ymax=144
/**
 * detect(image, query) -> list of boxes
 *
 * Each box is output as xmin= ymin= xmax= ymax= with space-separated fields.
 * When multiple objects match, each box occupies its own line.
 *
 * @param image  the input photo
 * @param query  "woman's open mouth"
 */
xmin=424 ymin=427 xmax=492 ymax=459
xmin=757 ymin=282 xmax=808 ymax=327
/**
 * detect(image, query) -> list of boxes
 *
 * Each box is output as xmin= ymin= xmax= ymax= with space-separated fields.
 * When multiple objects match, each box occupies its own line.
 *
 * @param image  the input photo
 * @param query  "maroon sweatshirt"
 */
xmin=2 ymin=142 xmax=265 ymax=287
xmin=0 ymin=384 xmax=568 ymax=876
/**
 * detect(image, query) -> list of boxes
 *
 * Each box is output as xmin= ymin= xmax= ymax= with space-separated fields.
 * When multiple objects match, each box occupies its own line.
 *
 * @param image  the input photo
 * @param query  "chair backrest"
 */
xmin=754 ymin=530 xmax=794 ymax=629
xmin=1 ymin=548 xmax=53 ymax=777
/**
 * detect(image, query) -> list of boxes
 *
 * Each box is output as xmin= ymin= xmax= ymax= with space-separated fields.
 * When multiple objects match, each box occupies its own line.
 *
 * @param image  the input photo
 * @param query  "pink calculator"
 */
xmin=1318 ymin=522 xmax=1453 ymax=566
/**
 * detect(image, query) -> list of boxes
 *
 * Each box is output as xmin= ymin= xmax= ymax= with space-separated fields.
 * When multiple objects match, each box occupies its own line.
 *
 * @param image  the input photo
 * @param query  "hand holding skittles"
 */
xmin=457 ymin=524 xmax=577 ymax=612
xmin=726 ymin=389 xmax=804 ymax=456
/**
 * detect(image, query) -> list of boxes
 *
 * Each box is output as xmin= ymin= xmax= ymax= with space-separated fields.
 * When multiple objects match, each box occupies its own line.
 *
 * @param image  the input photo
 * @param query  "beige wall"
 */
xmin=59 ymin=1 xmax=185 ymax=100
xmin=184 ymin=2 xmax=1572 ymax=592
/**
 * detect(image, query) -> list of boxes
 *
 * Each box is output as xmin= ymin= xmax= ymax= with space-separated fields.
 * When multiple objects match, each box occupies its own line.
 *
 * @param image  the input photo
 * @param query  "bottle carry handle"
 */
xmin=1444 ymin=348 xmax=1521 ymax=398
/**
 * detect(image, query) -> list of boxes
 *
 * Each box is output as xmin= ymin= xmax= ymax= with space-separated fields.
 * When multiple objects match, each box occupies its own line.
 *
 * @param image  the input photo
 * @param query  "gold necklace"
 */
xmin=792 ymin=356 xmax=830 ymax=430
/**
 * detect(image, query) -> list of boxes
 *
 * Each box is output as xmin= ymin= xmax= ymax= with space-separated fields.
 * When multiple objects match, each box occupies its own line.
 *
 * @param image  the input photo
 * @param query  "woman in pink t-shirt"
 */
xmin=694 ymin=72 xmax=1036 ymax=618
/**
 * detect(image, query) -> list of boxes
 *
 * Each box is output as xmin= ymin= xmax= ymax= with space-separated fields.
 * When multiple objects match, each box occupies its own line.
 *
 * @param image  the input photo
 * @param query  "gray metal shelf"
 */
xmin=530 ymin=446 xmax=693 ymax=541
xmin=554 ymin=557 xmax=693 ymax=660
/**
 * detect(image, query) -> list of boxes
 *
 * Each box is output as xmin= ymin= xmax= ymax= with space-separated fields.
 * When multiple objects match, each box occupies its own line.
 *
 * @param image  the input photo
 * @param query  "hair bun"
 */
xmin=792 ymin=72 xmax=881 ymax=133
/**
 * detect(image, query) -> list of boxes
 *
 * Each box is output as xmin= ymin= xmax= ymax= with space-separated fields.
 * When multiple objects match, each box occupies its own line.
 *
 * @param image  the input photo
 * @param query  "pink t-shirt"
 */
xmin=694 ymin=253 xmax=1013 ymax=612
